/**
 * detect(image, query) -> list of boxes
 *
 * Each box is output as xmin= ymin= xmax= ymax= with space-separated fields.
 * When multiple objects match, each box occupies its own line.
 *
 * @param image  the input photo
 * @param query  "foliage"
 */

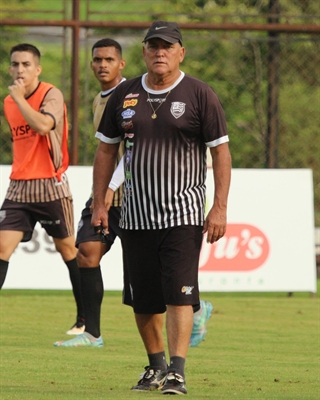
xmin=167 ymin=0 xmax=320 ymax=18
xmin=0 ymin=26 xmax=26 ymax=165
xmin=0 ymin=0 xmax=38 ymax=163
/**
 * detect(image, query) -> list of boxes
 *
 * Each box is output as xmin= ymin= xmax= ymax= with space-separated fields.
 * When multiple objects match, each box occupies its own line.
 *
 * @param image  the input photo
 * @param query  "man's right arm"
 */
xmin=91 ymin=141 xmax=119 ymax=232
xmin=9 ymin=81 xmax=61 ymax=135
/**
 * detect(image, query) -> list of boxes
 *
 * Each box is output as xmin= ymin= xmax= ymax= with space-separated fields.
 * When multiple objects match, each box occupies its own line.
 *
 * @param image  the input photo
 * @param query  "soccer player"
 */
xmin=54 ymin=38 xmax=127 ymax=347
xmin=91 ymin=21 xmax=231 ymax=395
xmin=54 ymin=38 xmax=213 ymax=351
xmin=0 ymin=43 xmax=84 ymax=332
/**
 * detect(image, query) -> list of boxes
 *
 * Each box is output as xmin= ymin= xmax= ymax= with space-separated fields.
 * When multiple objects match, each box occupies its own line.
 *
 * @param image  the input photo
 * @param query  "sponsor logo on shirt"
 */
xmin=147 ymin=98 xmax=166 ymax=103
xmin=121 ymin=109 xmax=135 ymax=119
xmin=124 ymin=181 xmax=133 ymax=196
xmin=123 ymin=99 xmax=138 ymax=108
xmin=121 ymin=121 xmax=133 ymax=131
xmin=124 ymin=133 xmax=134 ymax=139
xmin=125 ymin=93 xmax=140 ymax=99
xmin=170 ymin=102 xmax=186 ymax=119
xmin=181 ymin=286 xmax=194 ymax=295
xmin=11 ymin=124 xmax=32 ymax=136
xmin=11 ymin=124 xmax=37 ymax=141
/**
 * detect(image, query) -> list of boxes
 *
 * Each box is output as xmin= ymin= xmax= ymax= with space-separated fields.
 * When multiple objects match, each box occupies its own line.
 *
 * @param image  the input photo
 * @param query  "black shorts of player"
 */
xmin=121 ymin=225 xmax=202 ymax=314
xmin=0 ymin=198 xmax=74 ymax=242
xmin=76 ymin=197 xmax=132 ymax=307
xmin=76 ymin=198 xmax=122 ymax=248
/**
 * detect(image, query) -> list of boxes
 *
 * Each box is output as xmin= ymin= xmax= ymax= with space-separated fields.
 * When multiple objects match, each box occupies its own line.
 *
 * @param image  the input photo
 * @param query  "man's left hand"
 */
xmin=202 ymin=205 xmax=227 ymax=244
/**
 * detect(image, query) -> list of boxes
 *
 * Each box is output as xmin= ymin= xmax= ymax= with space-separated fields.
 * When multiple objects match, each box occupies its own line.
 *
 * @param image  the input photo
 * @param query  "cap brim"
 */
xmin=143 ymin=34 xmax=180 ymax=44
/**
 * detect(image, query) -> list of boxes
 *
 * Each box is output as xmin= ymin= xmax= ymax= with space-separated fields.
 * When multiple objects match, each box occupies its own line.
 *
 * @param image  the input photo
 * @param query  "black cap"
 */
xmin=143 ymin=21 xmax=182 ymax=45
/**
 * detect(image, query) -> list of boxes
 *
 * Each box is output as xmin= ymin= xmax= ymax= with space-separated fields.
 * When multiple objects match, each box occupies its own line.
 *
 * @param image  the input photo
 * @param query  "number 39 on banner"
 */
xmin=16 ymin=226 xmax=56 ymax=254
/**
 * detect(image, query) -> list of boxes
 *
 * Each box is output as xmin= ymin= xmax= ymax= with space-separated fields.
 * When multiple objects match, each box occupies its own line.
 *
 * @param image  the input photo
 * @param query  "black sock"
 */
xmin=168 ymin=356 xmax=186 ymax=378
xmin=79 ymin=266 xmax=104 ymax=338
xmin=0 ymin=259 xmax=9 ymax=289
xmin=65 ymin=258 xmax=85 ymax=323
xmin=148 ymin=351 xmax=167 ymax=371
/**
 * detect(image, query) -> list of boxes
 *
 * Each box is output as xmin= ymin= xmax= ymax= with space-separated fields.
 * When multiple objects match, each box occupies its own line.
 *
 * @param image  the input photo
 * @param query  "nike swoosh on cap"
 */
xmin=155 ymin=27 xmax=167 ymax=30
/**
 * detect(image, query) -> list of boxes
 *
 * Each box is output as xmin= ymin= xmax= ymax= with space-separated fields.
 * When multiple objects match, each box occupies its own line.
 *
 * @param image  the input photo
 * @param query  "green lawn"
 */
xmin=0 ymin=287 xmax=319 ymax=399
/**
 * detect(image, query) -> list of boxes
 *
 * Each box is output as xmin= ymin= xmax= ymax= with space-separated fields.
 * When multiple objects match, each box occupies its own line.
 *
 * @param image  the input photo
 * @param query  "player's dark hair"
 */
xmin=10 ymin=43 xmax=41 ymax=60
xmin=92 ymin=38 xmax=122 ymax=57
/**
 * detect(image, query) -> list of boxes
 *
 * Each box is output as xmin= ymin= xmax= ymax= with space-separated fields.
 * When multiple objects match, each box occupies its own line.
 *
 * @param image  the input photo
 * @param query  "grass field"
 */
xmin=0 ymin=287 xmax=319 ymax=399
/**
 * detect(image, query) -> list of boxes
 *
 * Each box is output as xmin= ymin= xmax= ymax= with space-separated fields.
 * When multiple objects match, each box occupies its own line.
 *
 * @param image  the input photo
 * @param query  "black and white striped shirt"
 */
xmin=96 ymin=72 xmax=228 ymax=230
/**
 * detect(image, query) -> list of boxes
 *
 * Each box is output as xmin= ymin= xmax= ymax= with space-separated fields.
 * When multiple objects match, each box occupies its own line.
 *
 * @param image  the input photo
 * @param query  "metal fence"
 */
xmin=0 ymin=5 xmax=319 ymax=228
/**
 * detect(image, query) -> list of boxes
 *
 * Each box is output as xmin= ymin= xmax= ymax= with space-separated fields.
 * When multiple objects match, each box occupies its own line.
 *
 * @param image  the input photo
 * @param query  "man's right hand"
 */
xmin=8 ymin=79 xmax=26 ymax=102
xmin=91 ymin=205 xmax=109 ymax=235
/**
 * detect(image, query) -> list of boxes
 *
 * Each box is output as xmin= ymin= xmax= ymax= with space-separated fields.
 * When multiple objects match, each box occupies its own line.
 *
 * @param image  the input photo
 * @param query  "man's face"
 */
xmin=143 ymin=39 xmax=185 ymax=76
xmin=91 ymin=46 xmax=125 ymax=90
xmin=9 ymin=51 xmax=41 ymax=87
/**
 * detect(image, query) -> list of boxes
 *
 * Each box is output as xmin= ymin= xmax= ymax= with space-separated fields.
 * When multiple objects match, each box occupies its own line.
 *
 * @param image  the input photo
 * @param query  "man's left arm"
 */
xmin=203 ymin=142 xmax=232 ymax=244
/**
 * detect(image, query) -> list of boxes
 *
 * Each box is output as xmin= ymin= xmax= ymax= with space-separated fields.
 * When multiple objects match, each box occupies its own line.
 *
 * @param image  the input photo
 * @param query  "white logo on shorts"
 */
xmin=170 ymin=102 xmax=185 ymax=119
xmin=39 ymin=220 xmax=61 ymax=226
xmin=181 ymin=286 xmax=194 ymax=295
xmin=77 ymin=219 xmax=84 ymax=232
xmin=0 ymin=210 xmax=6 ymax=224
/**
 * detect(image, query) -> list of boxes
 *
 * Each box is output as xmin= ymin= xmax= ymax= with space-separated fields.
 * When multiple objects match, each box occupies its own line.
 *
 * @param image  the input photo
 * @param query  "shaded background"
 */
xmin=0 ymin=0 xmax=319 ymax=265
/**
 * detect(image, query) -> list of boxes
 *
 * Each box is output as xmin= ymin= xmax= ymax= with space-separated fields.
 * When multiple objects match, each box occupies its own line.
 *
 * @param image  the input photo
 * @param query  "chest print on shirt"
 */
xmin=121 ymin=121 xmax=133 ymax=131
xmin=125 ymin=93 xmax=140 ymax=99
xmin=170 ymin=102 xmax=186 ymax=119
xmin=121 ymin=109 xmax=135 ymax=119
xmin=123 ymin=99 xmax=138 ymax=108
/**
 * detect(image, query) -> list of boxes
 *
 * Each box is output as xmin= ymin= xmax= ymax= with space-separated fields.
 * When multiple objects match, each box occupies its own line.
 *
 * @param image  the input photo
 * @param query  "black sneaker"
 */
xmin=161 ymin=371 xmax=187 ymax=395
xmin=131 ymin=366 xmax=167 ymax=391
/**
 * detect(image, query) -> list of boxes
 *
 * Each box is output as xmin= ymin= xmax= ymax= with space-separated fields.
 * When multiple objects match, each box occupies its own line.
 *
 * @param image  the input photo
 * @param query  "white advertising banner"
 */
xmin=0 ymin=165 xmax=317 ymax=292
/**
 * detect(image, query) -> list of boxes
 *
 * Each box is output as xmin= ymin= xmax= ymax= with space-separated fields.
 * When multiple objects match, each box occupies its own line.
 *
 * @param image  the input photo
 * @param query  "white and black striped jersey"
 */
xmin=96 ymin=72 xmax=229 ymax=230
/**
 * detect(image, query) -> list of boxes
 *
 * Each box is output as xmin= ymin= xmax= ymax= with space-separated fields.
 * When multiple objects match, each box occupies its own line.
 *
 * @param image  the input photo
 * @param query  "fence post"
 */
xmin=70 ymin=0 xmax=80 ymax=165
xmin=266 ymin=0 xmax=280 ymax=168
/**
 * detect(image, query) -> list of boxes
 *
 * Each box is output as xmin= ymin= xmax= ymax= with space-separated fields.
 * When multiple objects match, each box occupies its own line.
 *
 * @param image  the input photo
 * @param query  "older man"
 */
xmin=92 ymin=21 xmax=231 ymax=395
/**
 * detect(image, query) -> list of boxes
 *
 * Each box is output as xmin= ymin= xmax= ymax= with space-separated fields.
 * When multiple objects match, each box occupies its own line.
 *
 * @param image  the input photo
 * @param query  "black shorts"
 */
xmin=75 ymin=198 xmax=132 ymax=307
xmin=121 ymin=225 xmax=202 ymax=314
xmin=75 ymin=198 xmax=122 ymax=247
xmin=0 ymin=198 xmax=74 ymax=242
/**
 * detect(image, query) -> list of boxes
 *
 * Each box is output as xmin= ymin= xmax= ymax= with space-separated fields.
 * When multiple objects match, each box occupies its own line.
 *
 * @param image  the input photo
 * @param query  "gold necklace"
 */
xmin=147 ymin=90 xmax=171 ymax=119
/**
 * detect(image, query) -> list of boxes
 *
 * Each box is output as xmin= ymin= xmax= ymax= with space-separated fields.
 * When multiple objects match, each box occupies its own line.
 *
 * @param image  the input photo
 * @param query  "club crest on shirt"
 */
xmin=170 ymin=102 xmax=186 ymax=119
